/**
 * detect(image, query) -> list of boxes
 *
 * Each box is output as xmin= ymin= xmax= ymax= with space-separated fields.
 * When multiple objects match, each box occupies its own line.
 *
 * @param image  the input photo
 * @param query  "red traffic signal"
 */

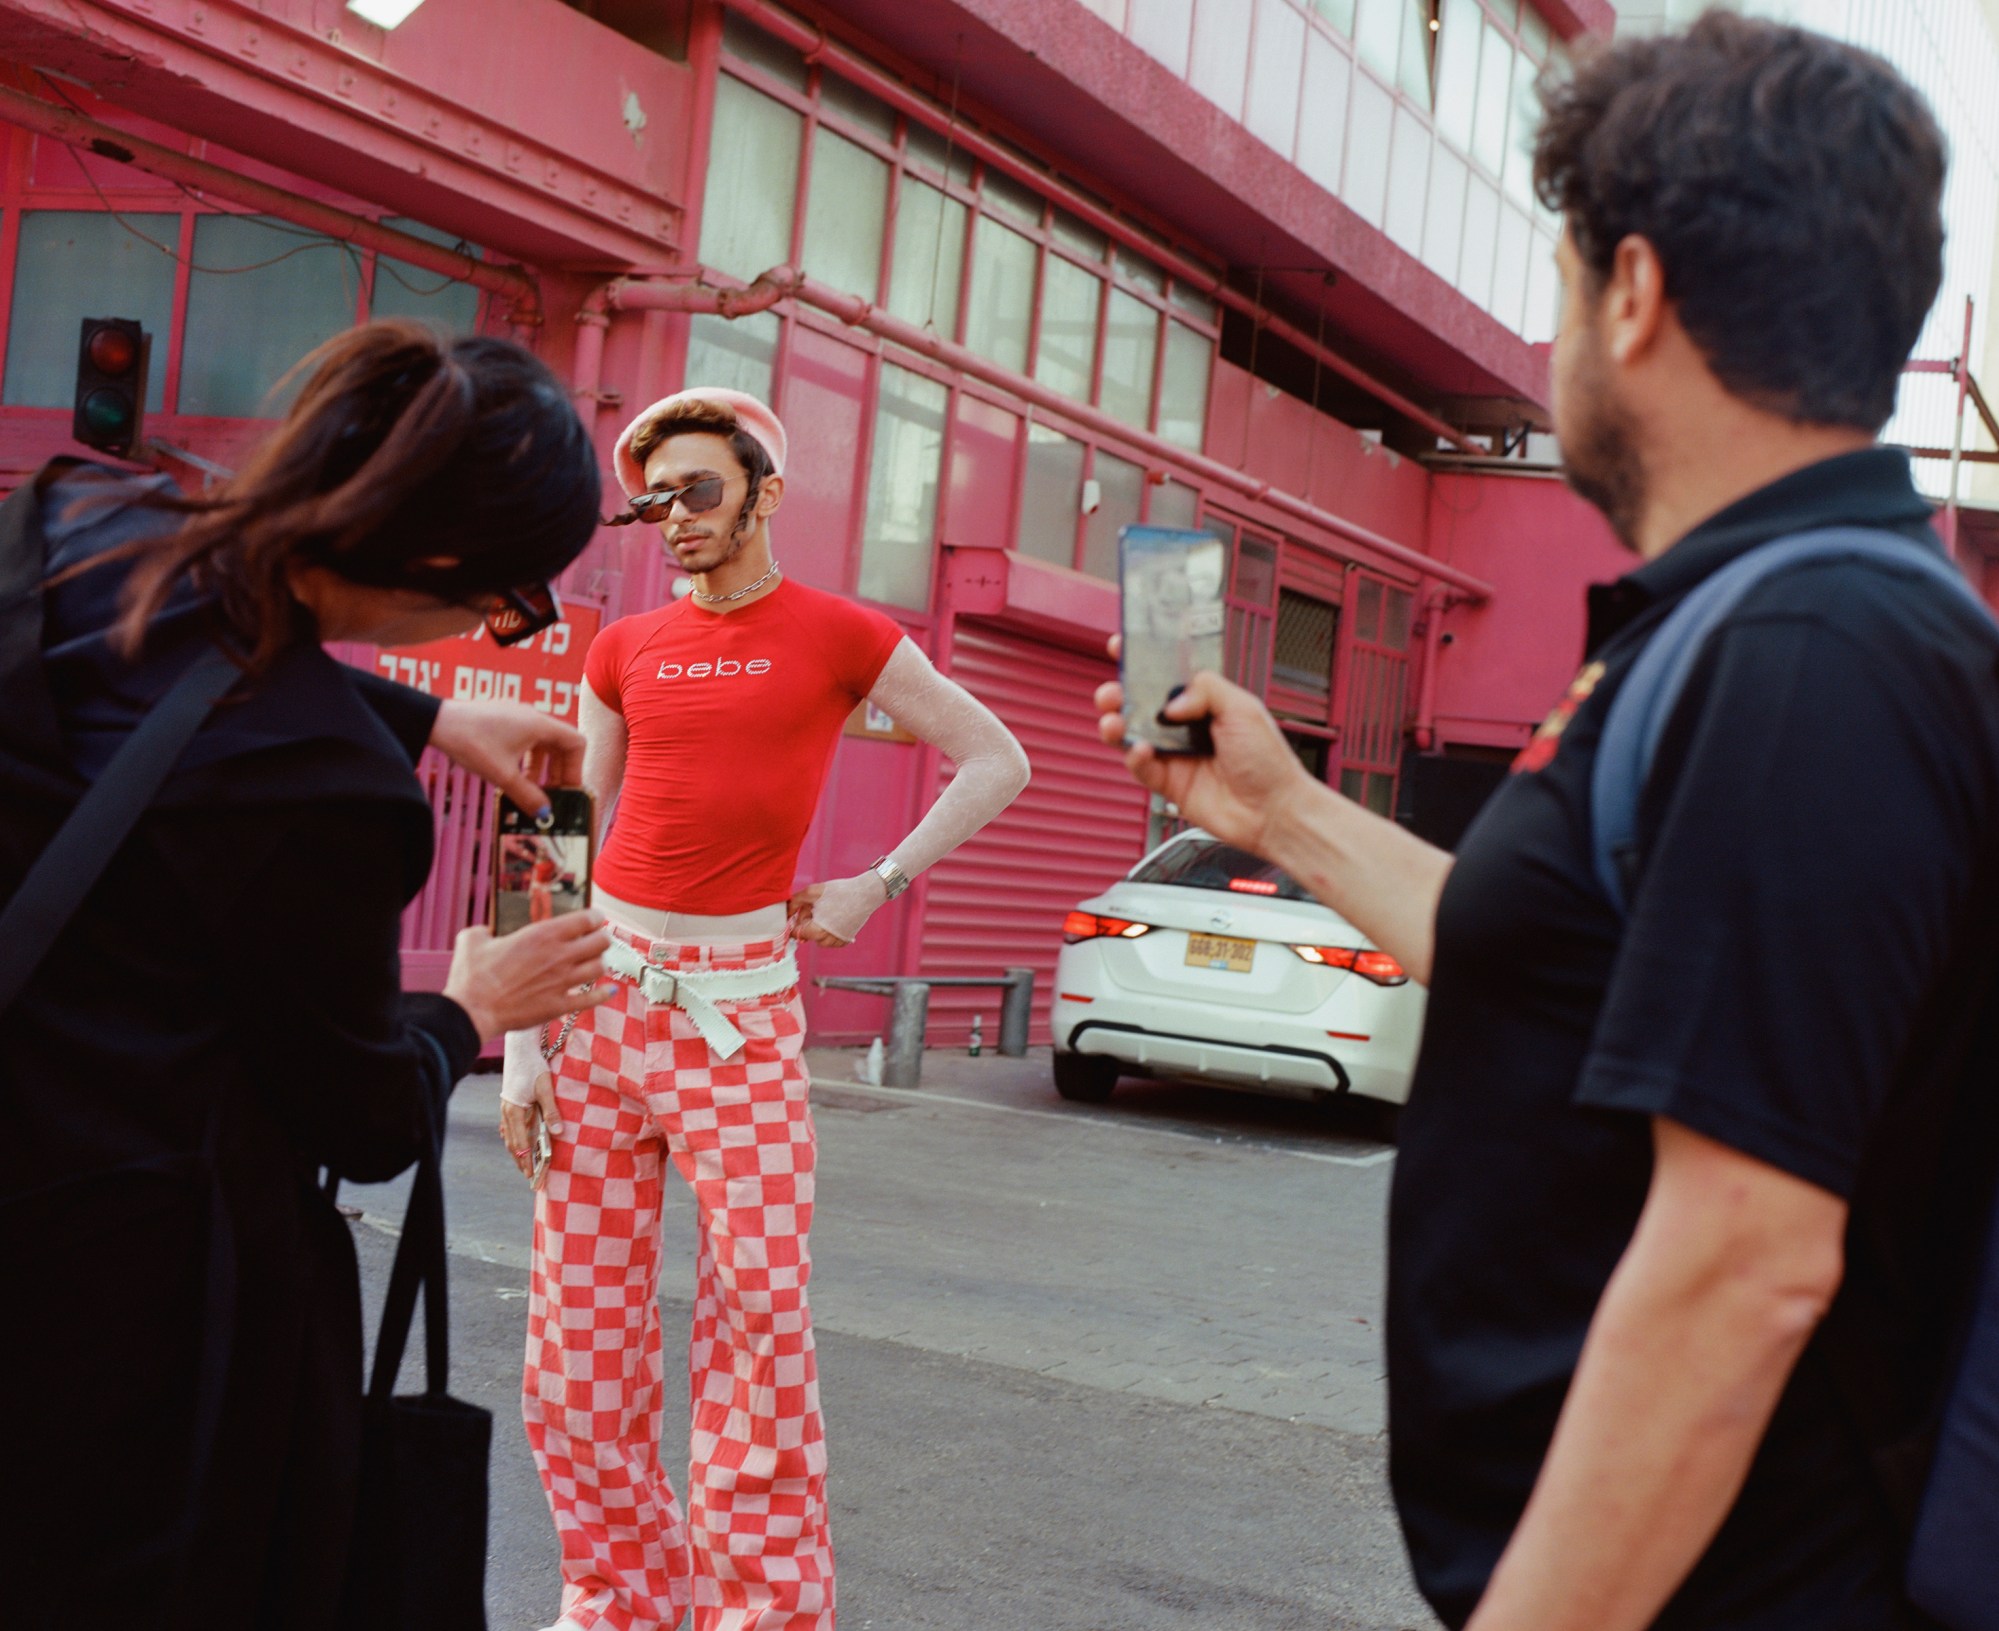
xmin=72 ymin=317 xmax=150 ymax=459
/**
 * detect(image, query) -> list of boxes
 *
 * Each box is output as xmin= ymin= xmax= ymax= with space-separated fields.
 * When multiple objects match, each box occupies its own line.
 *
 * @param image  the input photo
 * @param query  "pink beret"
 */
xmin=613 ymin=387 xmax=788 ymax=496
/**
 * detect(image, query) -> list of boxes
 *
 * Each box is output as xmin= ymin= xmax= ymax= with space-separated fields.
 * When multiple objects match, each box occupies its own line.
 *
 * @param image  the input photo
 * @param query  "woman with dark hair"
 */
xmin=0 ymin=319 xmax=613 ymax=1627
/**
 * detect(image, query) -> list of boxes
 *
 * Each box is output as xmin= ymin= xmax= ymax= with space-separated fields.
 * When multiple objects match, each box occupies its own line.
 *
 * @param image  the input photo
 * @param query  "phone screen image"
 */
xmin=493 ymin=788 xmax=595 ymax=936
xmin=1119 ymin=525 xmax=1227 ymax=756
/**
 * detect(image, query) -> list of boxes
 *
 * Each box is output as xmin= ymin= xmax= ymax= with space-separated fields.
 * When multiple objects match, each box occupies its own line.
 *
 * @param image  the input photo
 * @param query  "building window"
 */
xmin=3 ymin=211 xmax=175 ymax=412
xmin=708 ymin=17 xmax=1241 ymax=609
xmin=0 ymin=121 xmax=490 ymax=429
xmin=1080 ymin=448 xmax=1145 ymax=580
xmin=711 ymin=22 xmax=1226 ymax=457
xmin=1158 ymin=320 xmax=1213 ymax=451
xmin=801 ymin=127 xmax=890 ymax=298
xmin=1034 ymin=252 xmax=1101 ymax=401
xmin=698 ymin=74 xmax=803 ymax=280
xmin=1354 ymin=0 xmax=1438 ymax=105
xmin=965 ymin=215 xmax=1037 ymax=374
xmin=1312 ymin=0 xmax=1358 ymax=37
xmin=179 ymin=216 xmax=362 ymax=417
xmin=1016 ymin=423 xmax=1086 ymax=567
xmin=858 ymin=362 xmax=949 ymax=609
xmin=1273 ymin=588 xmax=1339 ymax=701
xmin=1148 ymin=479 xmax=1200 ymax=530
xmin=1099 ymin=287 xmax=1159 ymax=427
xmin=887 ymin=178 xmax=966 ymax=334
xmin=684 ymin=309 xmax=779 ymax=403
xmin=1434 ymin=0 xmax=1483 ymax=153
xmin=370 ymin=217 xmax=484 ymax=333
xmin=1340 ymin=574 xmax=1415 ymax=817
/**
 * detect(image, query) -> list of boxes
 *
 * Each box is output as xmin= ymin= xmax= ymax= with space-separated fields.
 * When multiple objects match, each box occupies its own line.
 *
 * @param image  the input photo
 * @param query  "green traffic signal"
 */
xmin=81 ymin=386 xmax=135 ymax=442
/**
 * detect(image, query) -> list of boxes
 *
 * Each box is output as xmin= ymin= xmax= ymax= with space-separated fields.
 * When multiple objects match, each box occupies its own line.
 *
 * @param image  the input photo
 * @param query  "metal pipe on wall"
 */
xmin=0 ymin=84 xmax=543 ymax=325
xmin=714 ymin=0 xmax=1482 ymax=455
xmin=589 ymin=268 xmax=1495 ymax=599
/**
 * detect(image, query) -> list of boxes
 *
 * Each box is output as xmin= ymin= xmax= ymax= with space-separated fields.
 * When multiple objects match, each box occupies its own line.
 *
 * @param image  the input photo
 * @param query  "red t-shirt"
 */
xmin=583 ymin=578 xmax=904 ymax=913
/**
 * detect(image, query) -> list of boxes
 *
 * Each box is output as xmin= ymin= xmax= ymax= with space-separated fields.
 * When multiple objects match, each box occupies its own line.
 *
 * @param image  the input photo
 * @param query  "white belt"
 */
xmin=603 ymin=938 xmax=799 ymax=1060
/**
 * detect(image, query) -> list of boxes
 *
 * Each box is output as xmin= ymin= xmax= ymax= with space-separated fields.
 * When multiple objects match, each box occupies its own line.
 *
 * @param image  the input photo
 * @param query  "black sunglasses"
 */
xmin=481 ymin=582 xmax=562 ymax=647
xmin=610 ymin=474 xmax=742 ymax=525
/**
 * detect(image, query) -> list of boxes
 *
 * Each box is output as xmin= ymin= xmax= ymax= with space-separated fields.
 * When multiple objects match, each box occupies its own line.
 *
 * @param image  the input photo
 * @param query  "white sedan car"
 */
xmin=1050 ymin=830 xmax=1426 ymax=1107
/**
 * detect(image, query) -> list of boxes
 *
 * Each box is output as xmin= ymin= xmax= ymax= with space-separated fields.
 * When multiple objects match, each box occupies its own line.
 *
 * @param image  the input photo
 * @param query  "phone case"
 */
xmin=1118 ymin=525 xmax=1227 ymax=756
xmin=493 ymin=787 xmax=596 ymax=935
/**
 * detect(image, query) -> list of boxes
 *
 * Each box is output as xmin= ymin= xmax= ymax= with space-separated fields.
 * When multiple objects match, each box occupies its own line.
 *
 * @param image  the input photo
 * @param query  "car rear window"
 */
xmin=1128 ymin=837 xmax=1315 ymax=902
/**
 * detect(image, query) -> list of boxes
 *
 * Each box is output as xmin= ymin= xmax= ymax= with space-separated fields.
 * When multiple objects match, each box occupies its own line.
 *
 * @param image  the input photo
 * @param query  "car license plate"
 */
xmin=1185 ymin=933 xmax=1254 ymax=973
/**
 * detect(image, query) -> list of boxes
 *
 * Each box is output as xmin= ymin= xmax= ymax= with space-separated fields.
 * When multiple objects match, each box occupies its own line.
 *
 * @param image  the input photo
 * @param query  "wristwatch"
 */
xmin=870 ymin=855 xmax=912 ymax=900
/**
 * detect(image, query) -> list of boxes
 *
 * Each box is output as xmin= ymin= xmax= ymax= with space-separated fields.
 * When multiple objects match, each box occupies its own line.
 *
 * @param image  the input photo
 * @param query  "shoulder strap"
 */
xmin=367 ymin=1031 xmax=456 ymax=1401
xmin=1590 ymin=527 xmax=1989 ymax=917
xmin=0 ymin=643 xmax=239 ymax=1014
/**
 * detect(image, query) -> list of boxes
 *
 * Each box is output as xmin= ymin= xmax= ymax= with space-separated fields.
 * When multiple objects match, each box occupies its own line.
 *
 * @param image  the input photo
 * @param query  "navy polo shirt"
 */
xmin=1387 ymin=449 xmax=1999 ymax=1630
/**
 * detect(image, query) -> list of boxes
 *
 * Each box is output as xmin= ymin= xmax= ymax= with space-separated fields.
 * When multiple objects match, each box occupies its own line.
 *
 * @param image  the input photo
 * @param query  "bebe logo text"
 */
xmin=656 ymin=658 xmax=772 ymax=680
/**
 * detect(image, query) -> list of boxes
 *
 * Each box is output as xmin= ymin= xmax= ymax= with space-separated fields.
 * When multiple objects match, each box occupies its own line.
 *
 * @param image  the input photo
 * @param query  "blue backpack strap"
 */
xmin=1590 ymin=526 xmax=1990 ymax=917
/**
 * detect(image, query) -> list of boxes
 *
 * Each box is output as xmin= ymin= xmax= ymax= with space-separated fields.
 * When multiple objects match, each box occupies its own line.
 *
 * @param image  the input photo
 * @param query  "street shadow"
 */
xmin=1072 ymin=1071 xmax=1401 ymax=1152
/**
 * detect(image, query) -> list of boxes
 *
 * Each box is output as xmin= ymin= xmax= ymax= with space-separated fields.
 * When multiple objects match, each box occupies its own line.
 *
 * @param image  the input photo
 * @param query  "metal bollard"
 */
xmin=884 ymin=981 xmax=930 ymax=1087
xmin=999 ymin=968 xmax=1034 ymax=1058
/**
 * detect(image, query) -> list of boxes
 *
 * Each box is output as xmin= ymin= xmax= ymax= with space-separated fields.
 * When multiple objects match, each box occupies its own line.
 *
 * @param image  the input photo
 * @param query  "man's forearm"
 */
xmin=1465 ymin=1123 xmax=1845 ymax=1631
xmin=1260 ymin=779 xmax=1451 ymax=984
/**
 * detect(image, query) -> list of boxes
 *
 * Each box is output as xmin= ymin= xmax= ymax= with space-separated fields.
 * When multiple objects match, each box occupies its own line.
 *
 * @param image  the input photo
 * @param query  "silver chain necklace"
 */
xmin=690 ymin=560 xmax=782 ymax=604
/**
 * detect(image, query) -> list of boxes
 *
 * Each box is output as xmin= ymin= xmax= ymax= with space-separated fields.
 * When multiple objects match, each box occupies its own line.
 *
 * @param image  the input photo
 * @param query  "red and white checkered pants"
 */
xmin=523 ymin=931 xmax=832 ymax=1631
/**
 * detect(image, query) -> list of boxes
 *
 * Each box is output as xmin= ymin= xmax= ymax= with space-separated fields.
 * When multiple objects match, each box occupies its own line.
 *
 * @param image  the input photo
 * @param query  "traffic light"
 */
xmin=72 ymin=317 xmax=150 ymax=459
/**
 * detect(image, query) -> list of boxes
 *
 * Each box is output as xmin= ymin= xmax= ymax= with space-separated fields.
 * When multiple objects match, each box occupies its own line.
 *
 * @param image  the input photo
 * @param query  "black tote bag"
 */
xmin=339 ymin=1071 xmax=492 ymax=1631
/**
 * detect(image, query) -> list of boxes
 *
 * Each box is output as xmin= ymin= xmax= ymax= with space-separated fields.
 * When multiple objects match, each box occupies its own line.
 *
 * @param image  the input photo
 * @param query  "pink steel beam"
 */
xmin=594 ymin=270 xmax=1496 ymax=599
xmin=0 ymin=83 xmax=543 ymax=324
xmin=715 ymin=0 xmax=1481 ymax=455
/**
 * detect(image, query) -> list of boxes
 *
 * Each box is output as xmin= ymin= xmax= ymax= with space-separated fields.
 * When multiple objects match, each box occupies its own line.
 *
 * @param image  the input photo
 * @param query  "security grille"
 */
xmin=1272 ymin=589 xmax=1337 ymax=696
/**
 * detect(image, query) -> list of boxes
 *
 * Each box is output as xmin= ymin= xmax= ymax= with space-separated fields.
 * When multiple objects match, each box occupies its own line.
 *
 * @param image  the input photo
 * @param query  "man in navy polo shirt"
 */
xmin=1098 ymin=14 xmax=1999 ymax=1630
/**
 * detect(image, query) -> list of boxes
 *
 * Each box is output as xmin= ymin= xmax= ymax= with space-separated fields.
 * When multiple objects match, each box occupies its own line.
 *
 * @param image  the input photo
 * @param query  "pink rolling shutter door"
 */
xmin=918 ymin=622 xmax=1152 ymax=1046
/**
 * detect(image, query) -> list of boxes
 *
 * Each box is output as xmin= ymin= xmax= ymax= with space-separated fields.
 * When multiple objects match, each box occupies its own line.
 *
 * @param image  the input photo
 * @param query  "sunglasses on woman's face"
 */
xmin=481 ymin=582 xmax=563 ymax=647
xmin=626 ymin=474 xmax=740 ymax=521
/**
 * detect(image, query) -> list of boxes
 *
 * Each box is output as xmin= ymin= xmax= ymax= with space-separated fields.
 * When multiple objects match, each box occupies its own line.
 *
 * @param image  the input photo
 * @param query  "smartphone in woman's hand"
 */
xmin=494 ymin=788 xmax=596 ymax=935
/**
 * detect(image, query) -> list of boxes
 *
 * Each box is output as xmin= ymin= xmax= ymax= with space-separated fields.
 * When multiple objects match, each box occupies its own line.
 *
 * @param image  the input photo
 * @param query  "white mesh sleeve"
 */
xmin=579 ymin=681 xmax=627 ymax=846
xmin=867 ymin=638 xmax=1030 ymax=878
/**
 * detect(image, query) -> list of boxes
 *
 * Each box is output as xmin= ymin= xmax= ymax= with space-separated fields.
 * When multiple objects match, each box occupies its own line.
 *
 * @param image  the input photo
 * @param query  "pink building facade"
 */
xmin=0 ymin=0 xmax=1632 ymax=1045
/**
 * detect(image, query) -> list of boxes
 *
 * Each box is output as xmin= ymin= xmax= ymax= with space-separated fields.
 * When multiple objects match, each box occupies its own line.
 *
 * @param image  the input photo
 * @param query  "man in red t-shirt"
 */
xmin=501 ymin=389 xmax=1028 ymax=1631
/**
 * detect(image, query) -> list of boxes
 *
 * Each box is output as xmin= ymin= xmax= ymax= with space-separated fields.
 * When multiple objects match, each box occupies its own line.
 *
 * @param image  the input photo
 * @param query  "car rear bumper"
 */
xmin=1061 ymin=1018 xmax=1345 ymax=1099
xmin=1051 ymin=944 xmax=1419 ymax=1105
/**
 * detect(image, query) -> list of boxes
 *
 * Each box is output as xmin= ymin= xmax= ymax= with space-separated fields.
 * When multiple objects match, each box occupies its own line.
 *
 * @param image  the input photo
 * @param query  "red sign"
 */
xmin=358 ymin=603 xmax=605 ymax=724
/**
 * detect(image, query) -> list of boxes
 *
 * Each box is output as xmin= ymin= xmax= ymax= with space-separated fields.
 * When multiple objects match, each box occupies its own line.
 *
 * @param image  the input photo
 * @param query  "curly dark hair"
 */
xmin=628 ymin=397 xmax=774 ymax=537
xmin=1533 ymin=10 xmax=1947 ymax=429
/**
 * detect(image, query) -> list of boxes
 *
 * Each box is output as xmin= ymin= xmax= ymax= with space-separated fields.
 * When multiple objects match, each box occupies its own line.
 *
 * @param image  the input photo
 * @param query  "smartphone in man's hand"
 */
xmin=493 ymin=788 xmax=596 ymax=935
xmin=1119 ymin=525 xmax=1226 ymax=756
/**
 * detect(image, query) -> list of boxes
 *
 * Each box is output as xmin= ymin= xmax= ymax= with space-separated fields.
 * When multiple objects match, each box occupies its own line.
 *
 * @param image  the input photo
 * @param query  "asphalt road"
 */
xmin=343 ymin=1047 xmax=1442 ymax=1631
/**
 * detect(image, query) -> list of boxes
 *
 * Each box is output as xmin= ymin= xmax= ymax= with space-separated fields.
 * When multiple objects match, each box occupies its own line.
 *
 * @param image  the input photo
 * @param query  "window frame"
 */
xmin=0 ymin=120 xmax=493 ymax=427
xmin=713 ymin=47 xmax=1224 ymax=454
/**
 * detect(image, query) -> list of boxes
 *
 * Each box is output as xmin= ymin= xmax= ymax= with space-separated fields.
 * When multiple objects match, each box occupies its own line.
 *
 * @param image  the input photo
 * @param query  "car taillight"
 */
xmin=1291 ymin=945 xmax=1409 ymax=986
xmin=1063 ymin=911 xmax=1153 ymax=944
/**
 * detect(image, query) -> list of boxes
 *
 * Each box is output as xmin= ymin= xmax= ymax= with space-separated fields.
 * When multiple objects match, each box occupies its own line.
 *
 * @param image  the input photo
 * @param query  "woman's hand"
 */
xmin=443 ymin=911 xmax=613 ymax=1042
xmin=788 ymin=873 xmax=889 ymax=947
xmin=430 ymin=699 xmax=586 ymax=815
